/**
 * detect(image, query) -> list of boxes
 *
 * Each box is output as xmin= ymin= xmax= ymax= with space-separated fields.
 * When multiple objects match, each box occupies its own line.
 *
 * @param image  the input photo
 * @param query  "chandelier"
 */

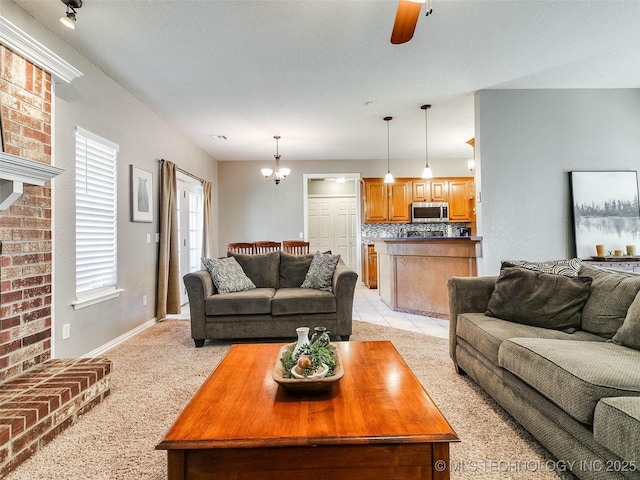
xmin=261 ymin=135 xmax=290 ymax=185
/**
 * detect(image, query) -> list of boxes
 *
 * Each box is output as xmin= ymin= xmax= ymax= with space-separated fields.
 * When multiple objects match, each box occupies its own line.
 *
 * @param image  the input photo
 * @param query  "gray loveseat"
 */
xmin=184 ymin=251 xmax=358 ymax=347
xmin=448 ymin=263 xmax=640 ymax=480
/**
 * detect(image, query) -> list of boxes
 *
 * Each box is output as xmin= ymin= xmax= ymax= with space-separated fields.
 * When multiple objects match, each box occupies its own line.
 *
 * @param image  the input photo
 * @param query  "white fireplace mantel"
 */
xmin=0 ymin=152 xmax=64 ymax=209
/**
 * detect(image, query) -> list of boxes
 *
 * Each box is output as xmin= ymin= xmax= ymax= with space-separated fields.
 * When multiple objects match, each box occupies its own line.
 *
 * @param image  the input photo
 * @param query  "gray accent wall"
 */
xmin=475 ymin=89 xmax=640 ymax=275
xmin=3 ymin=4 xmax=218 ymax=358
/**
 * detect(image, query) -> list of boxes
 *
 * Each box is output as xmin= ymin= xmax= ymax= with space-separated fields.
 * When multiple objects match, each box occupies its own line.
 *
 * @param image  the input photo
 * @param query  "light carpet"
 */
xmin=6 ymin=320 xmax=573 ymax=480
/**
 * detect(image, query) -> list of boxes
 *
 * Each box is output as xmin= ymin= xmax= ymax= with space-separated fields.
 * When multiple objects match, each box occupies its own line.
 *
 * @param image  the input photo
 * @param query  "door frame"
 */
xmin=303 ymin=173 xmax=362 ymax=280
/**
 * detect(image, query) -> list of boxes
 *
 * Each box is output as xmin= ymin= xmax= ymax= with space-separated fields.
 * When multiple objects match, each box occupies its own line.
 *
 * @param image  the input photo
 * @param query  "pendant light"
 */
xmin=261 ymin=135 xmax=290 ymax=185
xmin=421 ymin=104 xmax=433 ymax=179
xmin=383 ymin=116 xmax=395 ymax=184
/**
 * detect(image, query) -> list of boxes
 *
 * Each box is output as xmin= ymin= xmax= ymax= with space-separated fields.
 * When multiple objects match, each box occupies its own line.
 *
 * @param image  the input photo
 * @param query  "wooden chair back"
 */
xmin=282 ymin=240 xmax=310 ymax=255
xmin=226 ymin=242 xmax=254 ymax=255
xmin=253 ymin=241 xmax=281 ymax=254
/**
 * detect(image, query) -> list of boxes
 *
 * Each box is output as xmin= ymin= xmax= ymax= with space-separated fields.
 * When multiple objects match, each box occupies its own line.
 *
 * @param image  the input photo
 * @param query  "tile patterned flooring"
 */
xmin=172 ymin=284 xmax=449 ymax=340
xmin=353 ymin=285 xmax=449 ymax=339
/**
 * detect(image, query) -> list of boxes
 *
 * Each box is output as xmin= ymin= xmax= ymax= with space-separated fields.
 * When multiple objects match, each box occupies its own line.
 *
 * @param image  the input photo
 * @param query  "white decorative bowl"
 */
xmin=290 ymin=363 xmax=329 ymax=379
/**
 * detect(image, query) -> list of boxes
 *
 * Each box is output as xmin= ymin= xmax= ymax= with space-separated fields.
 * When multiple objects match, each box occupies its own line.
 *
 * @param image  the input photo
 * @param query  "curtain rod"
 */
xmin=159 ymin=159 xmax=205 ymax=183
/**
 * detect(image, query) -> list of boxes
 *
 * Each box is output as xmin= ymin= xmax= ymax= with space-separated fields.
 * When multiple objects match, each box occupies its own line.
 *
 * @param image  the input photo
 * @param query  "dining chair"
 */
xmin=226 ymin=242 xmax=255 ymax=255
xmin=282 ymin=240 xmax=310 ymax=255
xmin=253 ymin=241 xmax=281 ymax=254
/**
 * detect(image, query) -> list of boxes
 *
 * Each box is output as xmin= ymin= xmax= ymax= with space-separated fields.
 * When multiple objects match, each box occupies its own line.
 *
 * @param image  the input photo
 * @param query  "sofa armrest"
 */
xmin=333 ymin=263 xmax=358 ymax=338
xmin=447 ymin=276 xmax=497 ymax=371
xmin=183 ymin=270 xmax=215 ymax=341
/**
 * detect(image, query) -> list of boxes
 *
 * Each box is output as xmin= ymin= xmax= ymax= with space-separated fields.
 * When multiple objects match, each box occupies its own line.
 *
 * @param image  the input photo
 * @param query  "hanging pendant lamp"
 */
xmin=261 ymin=135 xmax=290 ymax=185
xmin=421 ymin=104 xmax=433 ymax=179
xmin=383 ymin=116 xmax=395 ymax=184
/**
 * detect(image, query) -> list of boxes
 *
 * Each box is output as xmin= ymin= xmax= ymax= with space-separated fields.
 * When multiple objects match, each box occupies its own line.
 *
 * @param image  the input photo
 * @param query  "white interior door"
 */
xmin=177 ymin=177 xmax=204 ymax=306
xmin=308 ymin=196 xmax=357 ymax=268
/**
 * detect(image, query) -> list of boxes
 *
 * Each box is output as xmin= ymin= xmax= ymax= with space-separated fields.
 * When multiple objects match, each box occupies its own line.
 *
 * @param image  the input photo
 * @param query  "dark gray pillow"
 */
xmin=611 ymin=293 xmax=640 ymax=351
xmin=279 ymin=252 xmax=314 ymax=287
xmin=228 ymin=251 xmax=280 ymax=288
xmin=486 ymin=267 xmax=592 ymax=332
xmin=579 ymin=264 xmax=640 ymax=338
xmin=301 ymin=251 xmax=341 ymax=292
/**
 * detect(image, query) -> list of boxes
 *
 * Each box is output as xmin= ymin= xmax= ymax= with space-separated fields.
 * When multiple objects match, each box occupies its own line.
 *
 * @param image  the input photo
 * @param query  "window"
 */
xmin=72 ymin=127 xmax=122 ymax=309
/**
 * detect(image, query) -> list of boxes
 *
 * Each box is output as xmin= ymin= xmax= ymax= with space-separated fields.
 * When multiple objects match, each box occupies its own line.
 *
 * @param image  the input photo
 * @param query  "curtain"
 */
xmin=202 ymin=180 xmax=213 ymax=259
xmin=157 ymin=160 xmax=181 ymax=319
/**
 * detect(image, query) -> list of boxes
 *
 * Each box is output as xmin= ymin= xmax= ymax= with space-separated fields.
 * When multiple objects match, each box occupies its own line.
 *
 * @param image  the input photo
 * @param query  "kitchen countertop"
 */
xmin=364 ymin=236 xmax=481 ymax=244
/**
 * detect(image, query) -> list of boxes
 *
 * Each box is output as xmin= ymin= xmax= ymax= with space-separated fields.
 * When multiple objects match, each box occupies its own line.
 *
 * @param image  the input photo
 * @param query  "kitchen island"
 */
xmin=375 ymin=237 xmax=482 ymax=318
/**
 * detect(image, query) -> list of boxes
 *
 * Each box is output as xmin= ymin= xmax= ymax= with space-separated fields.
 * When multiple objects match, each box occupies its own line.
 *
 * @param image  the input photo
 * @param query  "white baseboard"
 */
xmin=82 ymin=318 xmax=157 ymax=358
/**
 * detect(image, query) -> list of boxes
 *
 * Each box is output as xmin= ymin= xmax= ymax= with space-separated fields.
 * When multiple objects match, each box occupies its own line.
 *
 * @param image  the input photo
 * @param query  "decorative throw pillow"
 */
xmin=502 ymin=258 xmax=582 ymax=277
xmin=486 ymin=266 xmax=592 ymax=332
xmin=579 ymin=264 xmax=640 ymax=339
xmin=612 ymin=293 xmax=640 ymax=351
xmin=300 ymin=251 xmax=341 ymax=292
xmin=202 ymin=256 xmax=256 ymax=294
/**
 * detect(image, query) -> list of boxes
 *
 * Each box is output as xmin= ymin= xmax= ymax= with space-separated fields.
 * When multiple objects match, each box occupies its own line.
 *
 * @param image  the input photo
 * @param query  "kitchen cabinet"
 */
xmin=448 ymin=179 xmax=475 ymax=222
xmin=362 ymin=179 xmax=411 ymax=223
xmin=362 ymin=243 xmax=378 ymax=288
xmin=412 ymin=180 xmax=448 ymax=202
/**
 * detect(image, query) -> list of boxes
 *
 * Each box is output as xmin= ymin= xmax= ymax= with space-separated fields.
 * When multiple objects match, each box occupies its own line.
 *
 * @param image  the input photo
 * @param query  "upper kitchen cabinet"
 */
xmin=411 ymin=180 xmax=448 ymax=202
xmin=448 ymin=178 xmax=475 ymax=222
xmin=362 ymin=178 xmax=411 ymax=223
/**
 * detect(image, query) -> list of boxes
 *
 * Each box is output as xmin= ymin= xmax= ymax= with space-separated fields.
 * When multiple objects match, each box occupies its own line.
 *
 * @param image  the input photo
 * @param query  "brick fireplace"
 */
xmin=0 ymin=41 xmax=111 ymax=476
xmin=0 ymin=43 xmax=54 ymax=382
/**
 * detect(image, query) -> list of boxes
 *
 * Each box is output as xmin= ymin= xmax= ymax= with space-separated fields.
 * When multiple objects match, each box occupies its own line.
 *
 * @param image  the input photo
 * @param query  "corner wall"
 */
xmin=2 ymin=4 xmax=218 ymax=358
xmin=475 ymin=89 xmax=640 ymax=275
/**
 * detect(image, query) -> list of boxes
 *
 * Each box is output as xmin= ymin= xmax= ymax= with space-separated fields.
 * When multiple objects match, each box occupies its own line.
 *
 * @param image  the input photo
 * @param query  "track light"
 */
xmin=59 ymin=0 xmax=82 ymax=30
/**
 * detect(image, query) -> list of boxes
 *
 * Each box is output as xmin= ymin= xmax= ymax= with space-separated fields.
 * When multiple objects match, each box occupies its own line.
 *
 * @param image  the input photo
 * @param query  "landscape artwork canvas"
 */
xmin=570 ymin=171 xmax=640 ymax=259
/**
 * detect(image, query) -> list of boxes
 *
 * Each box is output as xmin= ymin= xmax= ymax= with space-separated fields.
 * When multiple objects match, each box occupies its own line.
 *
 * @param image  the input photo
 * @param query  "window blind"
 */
xmin=75 ymin=127 xmax=119 ymax=297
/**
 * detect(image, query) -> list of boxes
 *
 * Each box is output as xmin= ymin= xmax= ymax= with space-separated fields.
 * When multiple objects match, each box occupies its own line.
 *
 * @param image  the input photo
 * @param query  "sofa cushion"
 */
xmin=202 ymin=256 xmax=256 ymax=294
xmin=301 ymin=251 xmax=341 ymax=292
xmin=271 ymin=288 xmax=336 ymax=316
xmin=279 ymin=252 xmax=313 ymax=288
xmin=205 ymin=288 xmax=275 ymax=316
xmin=579 ymin=264 xmax=640 ymax=339
xmin=593 ymin=397 xmax=640 ymax=462
xmin=502 ymin=258 xmax=582 ymax=277
xmin=229 ymin=251 xmax=280 ymax=288
xmin=498 ymin=338 xmax=640 ymax=425
xmin=457 ymin=312 xmax=605 ymax=366
xmin=612 ymin=291 xmax=640 ymax=351
xmin=485 ymin=267 xmax=592 ymax=332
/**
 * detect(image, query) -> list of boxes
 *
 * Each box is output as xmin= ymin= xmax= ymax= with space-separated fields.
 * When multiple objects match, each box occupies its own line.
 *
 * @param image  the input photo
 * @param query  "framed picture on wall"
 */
xmin=130 ymin=166 xmax=153 ymax=223
xmin=569 ymin=170 xmax=640 ymax=259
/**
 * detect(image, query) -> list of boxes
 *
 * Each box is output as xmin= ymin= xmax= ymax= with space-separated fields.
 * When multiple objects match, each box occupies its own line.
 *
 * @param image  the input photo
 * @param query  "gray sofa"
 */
xmin=448 ymin=263 xmax=640 ymax=480
xmin=184 ymin=251 xmax=358 ymax=347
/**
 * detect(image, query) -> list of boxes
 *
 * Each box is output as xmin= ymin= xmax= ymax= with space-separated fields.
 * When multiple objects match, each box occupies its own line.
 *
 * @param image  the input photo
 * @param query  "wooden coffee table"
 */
xmin=157 ymin=340 xmax=458 ymax=479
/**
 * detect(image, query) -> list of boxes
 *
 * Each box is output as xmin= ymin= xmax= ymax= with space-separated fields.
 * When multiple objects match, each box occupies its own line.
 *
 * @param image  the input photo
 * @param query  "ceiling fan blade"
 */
xmin=390 ymin=0 xmax=423 ymax=45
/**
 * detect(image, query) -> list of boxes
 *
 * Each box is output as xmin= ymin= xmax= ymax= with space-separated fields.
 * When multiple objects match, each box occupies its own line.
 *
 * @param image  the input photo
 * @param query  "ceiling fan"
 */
xmin=390 ymin=0 xmax=433 ymax=44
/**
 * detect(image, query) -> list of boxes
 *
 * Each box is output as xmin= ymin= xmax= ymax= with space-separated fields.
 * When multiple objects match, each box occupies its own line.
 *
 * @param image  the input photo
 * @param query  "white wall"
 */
xmin=476 ymin=89 xmax=640 ymax=275
xmin=2 ymin=3 xmax=218 ymax=358
xmin=218 ymin=157 xmax=473 ymax=256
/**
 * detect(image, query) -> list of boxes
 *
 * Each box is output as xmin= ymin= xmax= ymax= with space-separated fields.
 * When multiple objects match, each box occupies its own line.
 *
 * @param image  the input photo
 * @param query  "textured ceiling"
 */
xmin=10 ymin=0 xmax=640 ymax=162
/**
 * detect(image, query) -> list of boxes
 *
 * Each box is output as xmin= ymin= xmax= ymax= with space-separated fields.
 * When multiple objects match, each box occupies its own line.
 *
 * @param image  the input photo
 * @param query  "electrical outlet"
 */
xmin=299 ymin=232 xmax=303 ymax=239
xmin=146 ymin=233 xmax=151 ymax=243
xmin=62 ymin=323 xmax=70 ymax=339
xmin=155 ymin=233 xmax=160 ymax=242
xmin=143 ymin=295 xmax=148 ymax=306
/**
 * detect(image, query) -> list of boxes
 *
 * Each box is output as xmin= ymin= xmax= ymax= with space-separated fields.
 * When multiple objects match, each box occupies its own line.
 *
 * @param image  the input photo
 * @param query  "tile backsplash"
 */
xmin=361 ymin=222 xmax=469 ymax=240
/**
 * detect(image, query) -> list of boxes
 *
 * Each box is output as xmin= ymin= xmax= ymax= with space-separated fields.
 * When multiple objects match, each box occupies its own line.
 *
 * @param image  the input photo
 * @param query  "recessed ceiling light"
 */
xmin=209 ymin=135 xmax=228 ymax=141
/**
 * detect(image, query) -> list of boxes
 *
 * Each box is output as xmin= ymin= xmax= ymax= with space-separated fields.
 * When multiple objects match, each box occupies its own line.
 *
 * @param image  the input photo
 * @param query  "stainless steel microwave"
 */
xmin=411 ymin=202 xmax=449 ymax=223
